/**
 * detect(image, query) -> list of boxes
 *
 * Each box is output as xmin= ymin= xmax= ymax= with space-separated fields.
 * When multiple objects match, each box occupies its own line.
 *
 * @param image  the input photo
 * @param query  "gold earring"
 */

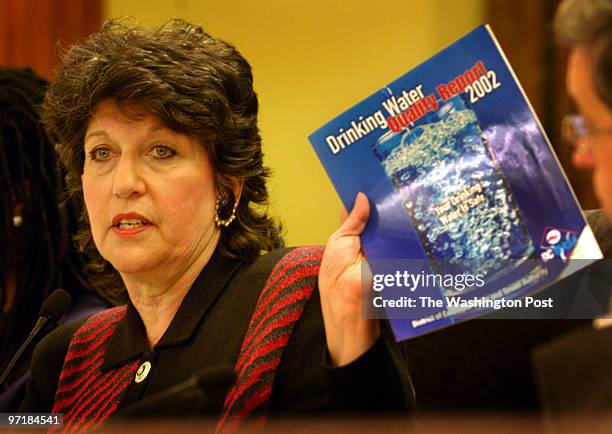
xmin=12 ymin=203 xmax=24 ymax=227
xmin=215 ymin=196 xmax=238 ymax=227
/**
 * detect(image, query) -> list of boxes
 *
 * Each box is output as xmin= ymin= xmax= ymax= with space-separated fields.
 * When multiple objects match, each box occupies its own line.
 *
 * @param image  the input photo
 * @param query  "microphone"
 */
xmin=116 ymin=366 xmax=236 ymax=418
xmin=0 ymin=289 xmax=71 ymax=386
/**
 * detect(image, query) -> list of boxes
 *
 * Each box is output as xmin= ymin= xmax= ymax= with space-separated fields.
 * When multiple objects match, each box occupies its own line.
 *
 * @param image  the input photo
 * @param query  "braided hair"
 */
xmin=0 ymin=68 xmax=94 ymax=387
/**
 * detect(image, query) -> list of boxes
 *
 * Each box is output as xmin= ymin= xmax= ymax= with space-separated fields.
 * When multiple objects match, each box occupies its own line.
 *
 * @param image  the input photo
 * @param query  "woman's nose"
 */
xmin=112 ymin=157 xmax=145 ymax=198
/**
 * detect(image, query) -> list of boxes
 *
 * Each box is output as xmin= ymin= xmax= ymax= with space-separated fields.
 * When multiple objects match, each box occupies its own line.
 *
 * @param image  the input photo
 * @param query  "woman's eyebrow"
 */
xmin=84 ymin=130 xmax=110 ymax=142
xmin=146 ymin=124 xmax=173 ymax=138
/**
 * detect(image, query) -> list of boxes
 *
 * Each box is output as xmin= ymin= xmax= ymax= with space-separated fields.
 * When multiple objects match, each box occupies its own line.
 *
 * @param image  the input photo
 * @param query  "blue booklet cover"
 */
xmin=308 ymin=25 xmax=602 ymax=341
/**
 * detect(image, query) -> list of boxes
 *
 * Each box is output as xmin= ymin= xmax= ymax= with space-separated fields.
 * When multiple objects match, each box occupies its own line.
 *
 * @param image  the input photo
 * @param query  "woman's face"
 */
xmin=82 ymin=101 xmax=220 ymax=281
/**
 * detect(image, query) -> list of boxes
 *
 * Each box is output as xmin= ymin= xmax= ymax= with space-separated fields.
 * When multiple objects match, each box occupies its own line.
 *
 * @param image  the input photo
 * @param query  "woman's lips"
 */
xmin=112 ymin=213 xmax=152 ymax=237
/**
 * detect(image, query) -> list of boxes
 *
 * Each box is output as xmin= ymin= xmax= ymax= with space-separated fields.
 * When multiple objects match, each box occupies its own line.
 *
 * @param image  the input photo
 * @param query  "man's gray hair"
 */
xmin=555 ymin=0 xmax=612 ymax=108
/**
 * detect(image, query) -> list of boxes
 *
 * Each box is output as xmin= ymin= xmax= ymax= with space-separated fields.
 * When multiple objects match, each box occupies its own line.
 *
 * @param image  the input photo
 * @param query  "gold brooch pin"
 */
xmin=135 ymin=361 xmax=152 ymax=383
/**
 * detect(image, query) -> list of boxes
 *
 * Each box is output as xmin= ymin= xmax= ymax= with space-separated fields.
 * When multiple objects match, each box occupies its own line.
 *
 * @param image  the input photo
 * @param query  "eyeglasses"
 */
xmin=561 ymin=114 xmax=612 ymax=153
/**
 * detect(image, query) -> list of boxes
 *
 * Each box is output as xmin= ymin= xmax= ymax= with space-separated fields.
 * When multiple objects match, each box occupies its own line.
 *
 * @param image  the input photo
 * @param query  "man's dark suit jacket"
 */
xmin=532 ymin=210 xmax=612 ymax=416
xmin=401 ymin=210 xmax=612 ymax=414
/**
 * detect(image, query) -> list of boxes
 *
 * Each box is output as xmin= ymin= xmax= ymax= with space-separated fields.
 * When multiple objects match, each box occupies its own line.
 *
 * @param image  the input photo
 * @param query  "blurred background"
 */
xmin=0 ymin=0 xmax=591 ymax=246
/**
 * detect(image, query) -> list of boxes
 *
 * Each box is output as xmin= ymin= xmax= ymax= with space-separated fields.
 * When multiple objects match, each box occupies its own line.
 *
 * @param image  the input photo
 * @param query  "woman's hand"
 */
xmin=318 ymin=192 xmax=380 ymax=367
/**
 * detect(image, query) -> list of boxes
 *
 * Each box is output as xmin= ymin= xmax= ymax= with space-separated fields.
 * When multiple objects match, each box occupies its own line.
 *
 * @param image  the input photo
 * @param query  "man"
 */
xmin=557 ymin=0 xmax=612 ymax=215
xmin=532 ymin=0 xmax=612 ymax=420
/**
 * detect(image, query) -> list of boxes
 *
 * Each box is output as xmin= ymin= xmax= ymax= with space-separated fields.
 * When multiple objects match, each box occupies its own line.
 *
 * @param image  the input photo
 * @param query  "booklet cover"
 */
xmin=308 ymin=25 xmax=603 ymax=341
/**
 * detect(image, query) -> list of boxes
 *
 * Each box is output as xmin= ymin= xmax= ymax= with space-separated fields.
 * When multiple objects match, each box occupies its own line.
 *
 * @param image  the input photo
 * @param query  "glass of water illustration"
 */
xmin=373 ymin=94 xmax=534 ymax=296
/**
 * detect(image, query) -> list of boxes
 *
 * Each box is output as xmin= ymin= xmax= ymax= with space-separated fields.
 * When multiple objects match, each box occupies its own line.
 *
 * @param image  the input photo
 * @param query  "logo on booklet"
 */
xmin=539 ymin=227 xmax=577 ymax=262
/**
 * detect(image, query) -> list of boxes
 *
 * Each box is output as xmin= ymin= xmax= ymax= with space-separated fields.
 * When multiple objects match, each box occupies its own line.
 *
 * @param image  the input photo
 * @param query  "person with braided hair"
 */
xmin=0 ymin=68 xmax=110 ymax=411
xmin=18 ymin=20 xmax=412 ymax=431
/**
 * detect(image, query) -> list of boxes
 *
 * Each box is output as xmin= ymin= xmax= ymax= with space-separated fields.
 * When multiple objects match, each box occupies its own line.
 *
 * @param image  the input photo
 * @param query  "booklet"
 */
xmin=308 ymin=25 xmax=603 ymax=341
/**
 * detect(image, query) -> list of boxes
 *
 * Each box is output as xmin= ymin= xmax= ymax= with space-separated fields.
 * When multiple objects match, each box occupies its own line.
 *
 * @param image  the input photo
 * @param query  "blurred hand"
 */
xmin=318 ymin=192 xmax=380 ymax=366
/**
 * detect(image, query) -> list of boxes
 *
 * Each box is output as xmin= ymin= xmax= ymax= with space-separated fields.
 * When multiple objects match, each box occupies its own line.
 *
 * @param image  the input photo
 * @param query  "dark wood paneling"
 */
xmin=0 ymin=0 xmax=101 ymax=80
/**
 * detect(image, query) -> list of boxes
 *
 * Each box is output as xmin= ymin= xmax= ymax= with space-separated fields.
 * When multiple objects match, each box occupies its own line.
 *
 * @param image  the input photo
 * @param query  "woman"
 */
xmin=19 ymin=20 xmax=412 ymax=431
xmin=0 ymin=68 xmax=109 ymax=411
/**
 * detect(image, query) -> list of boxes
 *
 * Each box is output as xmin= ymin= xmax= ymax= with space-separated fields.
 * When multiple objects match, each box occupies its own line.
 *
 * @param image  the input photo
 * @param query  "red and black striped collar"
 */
xmin=101 ymin=249 xmax=244 ymax=372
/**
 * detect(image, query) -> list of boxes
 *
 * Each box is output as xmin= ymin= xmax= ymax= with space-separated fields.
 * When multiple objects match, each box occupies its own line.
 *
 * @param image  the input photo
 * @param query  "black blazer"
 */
xmin=19 ymin=247 xmax=413 ymax=419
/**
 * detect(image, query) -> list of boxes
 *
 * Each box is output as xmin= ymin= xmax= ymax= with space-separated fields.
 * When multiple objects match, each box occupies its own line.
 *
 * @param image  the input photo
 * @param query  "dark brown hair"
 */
xmin=555 ymin=0 xmax=612 ymax=108
xmin=42 ymin=19 xmax=284 ymax=299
